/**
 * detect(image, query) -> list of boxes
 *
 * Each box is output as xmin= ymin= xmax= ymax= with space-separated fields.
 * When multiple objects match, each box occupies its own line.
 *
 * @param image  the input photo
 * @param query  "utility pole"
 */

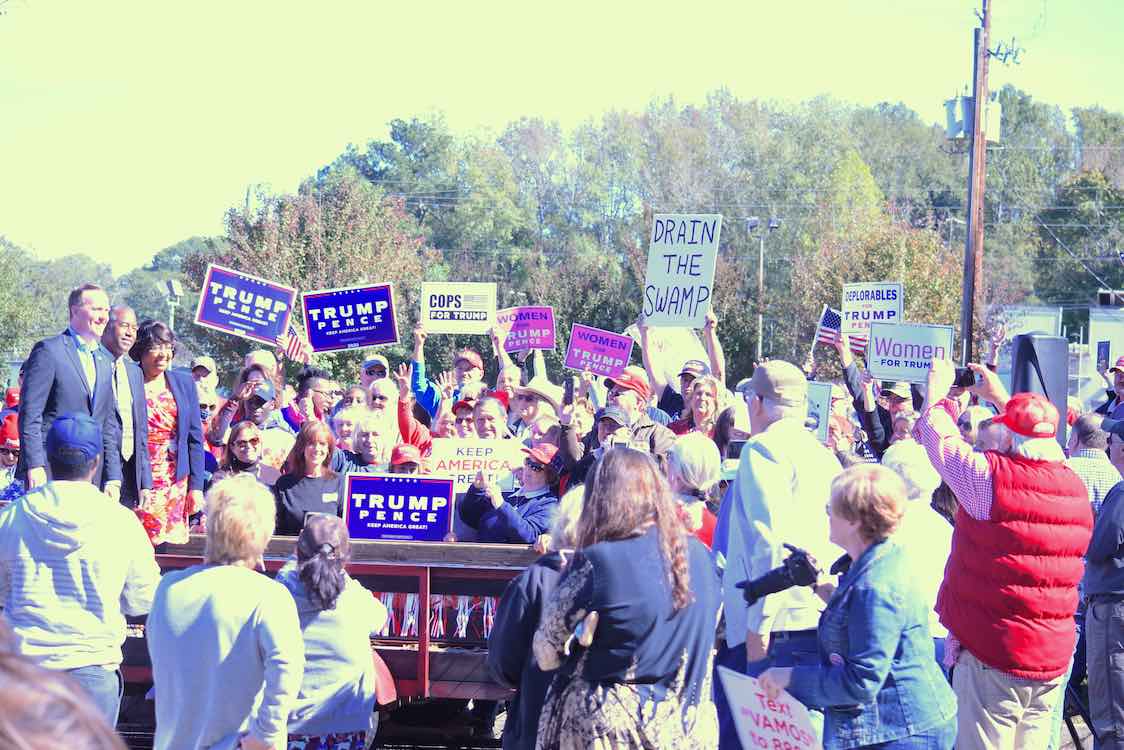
xmin=959 ymin=0 xmax=991 ymax=365
xmin=756 ymin=232 xmax=765 ymax=362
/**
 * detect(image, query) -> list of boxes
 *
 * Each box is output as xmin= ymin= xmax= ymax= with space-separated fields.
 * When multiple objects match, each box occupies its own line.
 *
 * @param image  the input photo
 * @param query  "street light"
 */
xmin=745 ymin=217 xmax=783 ymax=361
xmin=157 ymin=279 xmax=185 ymax=330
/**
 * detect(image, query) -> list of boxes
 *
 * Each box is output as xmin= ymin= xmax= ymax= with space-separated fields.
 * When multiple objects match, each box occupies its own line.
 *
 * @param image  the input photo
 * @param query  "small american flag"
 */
xmin=281 ymin=323 xmax=312 ymax=364
xmin=815 ymin=305 xmax=868 ymax=355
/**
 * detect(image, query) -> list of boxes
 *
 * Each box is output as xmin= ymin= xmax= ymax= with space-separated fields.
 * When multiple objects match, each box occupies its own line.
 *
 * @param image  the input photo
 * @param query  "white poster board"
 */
xmin=717 ymin=666 xmax=822 ymax=750
xmin=427 ymin=438 xmax=522 ymax=494
xmin=806 ymin=382 xmax=832 ymax=443
xmin=866 ymin=322 xmax=955 ymax=384
xmin=642 ymin=214 xmax=722 ymax=327
xmin=420 ymin=282 xmax=497 ymax=335
xmin=841 ymin=281 xmax=903 ymax=339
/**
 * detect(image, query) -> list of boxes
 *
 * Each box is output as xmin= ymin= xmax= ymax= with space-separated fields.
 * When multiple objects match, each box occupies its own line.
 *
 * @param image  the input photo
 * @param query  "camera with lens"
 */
xmin=736 ymin=543 xmax=821 ymax=606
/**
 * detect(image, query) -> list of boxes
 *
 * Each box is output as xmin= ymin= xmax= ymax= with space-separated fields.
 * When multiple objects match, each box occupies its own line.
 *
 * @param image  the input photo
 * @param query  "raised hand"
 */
xmin=436 ymin=370 xmax=457 ymax=399
xmin=395 ymin=362 xmax=413 ymax=399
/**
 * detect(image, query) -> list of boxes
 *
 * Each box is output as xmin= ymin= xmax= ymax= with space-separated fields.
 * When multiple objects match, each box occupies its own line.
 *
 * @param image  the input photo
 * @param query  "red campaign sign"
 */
xmin=495 ymin=306 xmax=556 ymax=352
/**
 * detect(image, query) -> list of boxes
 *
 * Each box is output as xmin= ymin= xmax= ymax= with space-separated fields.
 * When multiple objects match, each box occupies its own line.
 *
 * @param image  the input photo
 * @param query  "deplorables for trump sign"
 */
xmin=428 ymin=438 xmax=522 ymax=494
xmin=717 ymin=667 xmax=822 ymax=750
xmin=193 ymin=264 xmax=297 ymax=345
xmin=301 ymin=283 xmax=398 ymax=353
xmin=564 ymin=323 xmax=634 ymax=378
xmin=496 ymin=306 xmax=556 ymax=352
xmin=842 ymin=282 xmax=903 ymax=338
xmin=421 ymin=281 xmax=497 ymax=335
xmin=346 ymin=473 xmax=454 ymax=542
xmin=642 ymin=214 xmax=722 ymax=328
xmin=866 ymin=322 xmax=956 ymax=384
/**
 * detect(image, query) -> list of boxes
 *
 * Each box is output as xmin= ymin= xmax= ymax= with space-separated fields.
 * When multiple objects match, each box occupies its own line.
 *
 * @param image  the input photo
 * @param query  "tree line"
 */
xmin=1 ymin=85 xmax=1121 ymax=387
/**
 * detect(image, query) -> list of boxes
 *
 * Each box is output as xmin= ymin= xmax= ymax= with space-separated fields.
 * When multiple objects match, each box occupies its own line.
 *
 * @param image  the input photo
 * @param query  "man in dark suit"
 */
xmin=19 ymin=283 xmax=123 ymax=495
xmin=100 ymin=304 xmax=151 ymax=508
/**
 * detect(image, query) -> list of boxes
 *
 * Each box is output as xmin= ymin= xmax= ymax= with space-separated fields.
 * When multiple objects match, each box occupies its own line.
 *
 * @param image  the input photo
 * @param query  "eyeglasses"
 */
xmin=515 ymin=394 xmax=537 ymax=402
xmin=233 ymin=437 xmax=261 ymax=449
xmin=365 ymin=368 xmax=385 ymax=377
xmin=115 ymin=322 xmax=138 ymax=332
xmin=454 ymin=416 xmax=474 ymax=425
xmin=370 ymin=394 xmax=389 ymax=403
xmin=524 ymin=460 xmax=546 ymax=473
xmin=148 ymin=345 xmax=175 ymax=355
xmin=0 ymin=447 xmax=19 ymax=458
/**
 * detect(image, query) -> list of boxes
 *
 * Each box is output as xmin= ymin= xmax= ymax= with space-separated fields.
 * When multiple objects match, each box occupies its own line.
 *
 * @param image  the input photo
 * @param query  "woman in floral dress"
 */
xmin=131 ymin=321 xmax=205 ymax=546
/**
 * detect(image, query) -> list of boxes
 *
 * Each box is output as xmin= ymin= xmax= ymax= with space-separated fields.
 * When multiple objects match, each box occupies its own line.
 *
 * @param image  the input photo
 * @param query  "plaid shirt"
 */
xmin=1067 ymin=448 xmax=1121 ymax=516
xmin=913 ymin=398 xmax=993 ymax=521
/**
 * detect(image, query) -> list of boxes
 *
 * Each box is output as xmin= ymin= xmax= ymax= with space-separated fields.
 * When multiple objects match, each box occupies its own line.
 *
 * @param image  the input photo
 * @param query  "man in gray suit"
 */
xmin=18 ymin=283 xmax=123 ymax=494
xmin=101 ymin=304 xmax=151 ymax=508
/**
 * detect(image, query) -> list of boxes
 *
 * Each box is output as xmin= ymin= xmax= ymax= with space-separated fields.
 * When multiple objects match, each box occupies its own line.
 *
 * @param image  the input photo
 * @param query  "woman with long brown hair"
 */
xmin=533 ymin=448 xmax=721 ymax=750
xmin=274 ymin=420 xmax=344 ymax=535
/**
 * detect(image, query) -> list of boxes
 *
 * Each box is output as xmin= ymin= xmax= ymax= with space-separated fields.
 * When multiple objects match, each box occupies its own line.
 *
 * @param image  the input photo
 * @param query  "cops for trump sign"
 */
xmin=841 ymin=281 xmax=903 ymax=338
xmin=421 ymin=282 xmax=497 ymax=335
xmin=193 ymin=264 xmax=297 ymax=345
xmin=302 ymin=283 xmax=398 ymax=353
xmin=346 ymin=474 xmax=454 ymax=542
xmin=642 ymin=214 xmax=722 ymax=328
xmin=866 ymin=322 xmax=955 ymax=384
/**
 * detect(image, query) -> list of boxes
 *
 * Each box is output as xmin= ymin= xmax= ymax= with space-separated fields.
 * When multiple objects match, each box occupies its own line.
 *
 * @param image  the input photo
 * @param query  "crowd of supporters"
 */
xmin=1 ymin=280 xmax=1124 ymax=750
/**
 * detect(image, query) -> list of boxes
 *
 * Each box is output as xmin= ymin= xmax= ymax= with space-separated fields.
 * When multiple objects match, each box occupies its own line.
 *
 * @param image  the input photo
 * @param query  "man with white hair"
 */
xmin=713 ymin=360 xmax=842 ymax=748
xmin=913 ymin=359 xmax=1093 ymax=749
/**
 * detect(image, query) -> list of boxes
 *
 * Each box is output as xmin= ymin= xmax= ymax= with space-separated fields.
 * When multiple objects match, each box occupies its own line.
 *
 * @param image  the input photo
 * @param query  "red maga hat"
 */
xmin=991 ymin=392 xmax=1059 ymax=439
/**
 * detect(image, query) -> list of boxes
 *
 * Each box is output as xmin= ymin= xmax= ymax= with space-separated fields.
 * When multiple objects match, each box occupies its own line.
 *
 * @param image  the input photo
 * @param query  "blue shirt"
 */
xmin=67 ymin=327 xmax=99 ymax=398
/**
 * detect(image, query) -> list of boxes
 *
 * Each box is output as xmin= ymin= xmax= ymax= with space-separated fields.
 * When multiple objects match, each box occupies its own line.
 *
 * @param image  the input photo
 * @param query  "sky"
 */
xmin=1 ymin=0 xmax=1120 ymax=275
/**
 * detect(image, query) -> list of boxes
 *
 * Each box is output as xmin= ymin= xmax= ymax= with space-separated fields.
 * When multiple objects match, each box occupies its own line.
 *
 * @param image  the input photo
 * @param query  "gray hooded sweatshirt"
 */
xmin=0 ymin=479 xmax=160 ymax=670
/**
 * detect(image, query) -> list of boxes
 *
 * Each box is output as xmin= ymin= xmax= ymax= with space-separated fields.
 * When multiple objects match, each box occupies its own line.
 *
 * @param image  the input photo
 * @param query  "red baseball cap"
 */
xmin=1110 ymin=356 xmax=1124 ymax=375
xmin=4 ymin=387 xmax=19 ymax=409
xmin=0 ymin=413 xmax=18 ymax=450
xmin=991 ymin=392 xmax=1059 ymax=439
xmin=452 ymin=398 xmax=476 ymax=415
xmin=522 ymin=442 xmax=559 ymax=467
xmin=487 ymin=390 xmax=510 ymax=412
xmin=454 ymin=349 xmax=484 ymax=371
xmin=390 ymin=443 xmax=422 ymax=466
xmin=605 ymin=366 xmax=651 ymax=402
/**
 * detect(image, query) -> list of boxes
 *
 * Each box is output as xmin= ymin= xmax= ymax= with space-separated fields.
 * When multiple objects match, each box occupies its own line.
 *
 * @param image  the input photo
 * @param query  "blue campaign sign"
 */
xmin=193 ymin=264 xmax=297 ymax=345
xmin=346 ymin=473 xmax=454 ymax=542
xmin=302 ymin=283 xmax=398 ymax=353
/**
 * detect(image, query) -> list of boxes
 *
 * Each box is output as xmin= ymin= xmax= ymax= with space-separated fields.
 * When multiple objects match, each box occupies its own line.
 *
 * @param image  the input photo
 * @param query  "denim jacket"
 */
xmin=786 ymin=539 xmax=956 ymax=749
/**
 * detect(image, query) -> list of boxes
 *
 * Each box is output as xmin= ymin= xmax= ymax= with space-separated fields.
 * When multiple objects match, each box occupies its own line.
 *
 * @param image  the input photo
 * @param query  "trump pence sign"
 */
xmin=866 ymin=322 xmax=955 ymax=384
xmin=301 ymin=283 xmax=398 ymax=353
xmin=346 ymin=473 xmax=454 ymax=542
xmin=193 ymin=264 xmax=297 ymax=345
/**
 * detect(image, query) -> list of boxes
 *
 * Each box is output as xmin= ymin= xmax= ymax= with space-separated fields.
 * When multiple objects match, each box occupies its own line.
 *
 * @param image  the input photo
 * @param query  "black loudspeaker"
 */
xmin=1009 ymin=333 xmax=1070 ymax=447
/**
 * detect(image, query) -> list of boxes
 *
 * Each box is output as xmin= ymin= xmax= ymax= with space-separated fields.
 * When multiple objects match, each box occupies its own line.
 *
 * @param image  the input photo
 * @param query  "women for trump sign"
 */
xmin=564 ymin=323 xmax=634 ymax=378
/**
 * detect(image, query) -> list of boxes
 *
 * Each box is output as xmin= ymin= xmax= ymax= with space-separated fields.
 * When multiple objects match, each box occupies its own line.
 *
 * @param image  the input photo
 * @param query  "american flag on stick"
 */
xmin=814 ymin=305 xmax=868 ymax=355
xmin=280 ymin=323 xmax=312 ymax=364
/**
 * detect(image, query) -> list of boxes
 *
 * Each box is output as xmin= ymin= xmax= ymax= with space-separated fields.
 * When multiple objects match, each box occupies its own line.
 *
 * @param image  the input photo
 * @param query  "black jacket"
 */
xmin=488 ymin=553 xmax=564 ymax=750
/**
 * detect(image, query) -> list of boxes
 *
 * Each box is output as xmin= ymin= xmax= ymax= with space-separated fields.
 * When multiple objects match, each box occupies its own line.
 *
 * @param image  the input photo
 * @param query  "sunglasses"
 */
xmin=233 ymin=437 xmax=261 ymax=449
xmin=0 ymin=447 xmax=19 ymax=458
xmin=524 ymin=460 xmax=546 ymax=473
xmin=454 ymin=416 xmax=474 ymax=425
xmin=370 ymin=394 xmax=390 ymax=403
xmin=365 ymin=368 xmax=385 ymax=377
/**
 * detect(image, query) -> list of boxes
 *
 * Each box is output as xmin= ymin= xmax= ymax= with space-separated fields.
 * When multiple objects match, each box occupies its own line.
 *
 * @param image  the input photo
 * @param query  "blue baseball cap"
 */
xmin=46 ymin=413 xmax=102 ymax=465
xmin=250 ymin=379 xmax=276 ymax=403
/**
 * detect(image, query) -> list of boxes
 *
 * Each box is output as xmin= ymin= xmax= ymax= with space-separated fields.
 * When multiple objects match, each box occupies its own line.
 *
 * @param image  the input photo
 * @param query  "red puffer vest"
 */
xmin=937 ymin=451 xmax=1093 ymax=680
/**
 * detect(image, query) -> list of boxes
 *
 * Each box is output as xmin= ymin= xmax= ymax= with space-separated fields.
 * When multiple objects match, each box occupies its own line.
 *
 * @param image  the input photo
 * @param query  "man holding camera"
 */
xmin=713 ymin=360 xmax=843 ymax=748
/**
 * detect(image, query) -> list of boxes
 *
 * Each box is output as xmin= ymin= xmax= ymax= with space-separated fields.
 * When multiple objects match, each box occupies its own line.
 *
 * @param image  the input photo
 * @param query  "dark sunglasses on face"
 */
xmin=0 ymin=447 xmax=19 ymax=458
xmin=233 ymin=437 xmax=261 ymax=449
xmin=524 ymin=460 xmax=545 ymax=473
xmin=365 ymin=368 xmax=385 ymax=377
xmin=454 ymin=416 xmax=474 ymax=425
xmin=370 ymin=394 xmax=389 ymax=403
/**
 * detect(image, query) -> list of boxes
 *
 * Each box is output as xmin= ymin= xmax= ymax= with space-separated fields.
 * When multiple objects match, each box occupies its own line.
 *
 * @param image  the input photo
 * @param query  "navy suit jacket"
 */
xmin=18 ymin=330 xmax=123 ymax=486
xmin=161 ymin=368 xmax=206 ymax=491
xmin=113 ymin=357 xmax=153 ymax=492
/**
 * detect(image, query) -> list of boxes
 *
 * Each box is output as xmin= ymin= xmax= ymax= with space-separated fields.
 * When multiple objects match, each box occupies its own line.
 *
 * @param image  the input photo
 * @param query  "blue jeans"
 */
xmin=715 ymin=641 xmax=747 ymax=750
xmin=66 ymin=666 xmax=122 ymax=728
xmin=864 ymin=715 xmax=956 ymax=749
